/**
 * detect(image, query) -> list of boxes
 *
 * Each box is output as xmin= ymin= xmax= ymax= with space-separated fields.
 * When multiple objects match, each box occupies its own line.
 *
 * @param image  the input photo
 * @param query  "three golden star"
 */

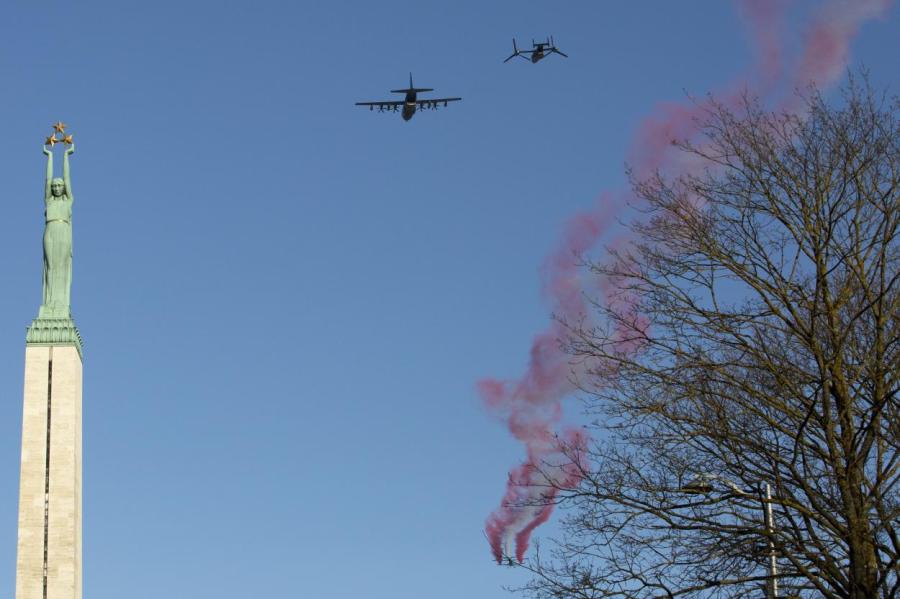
xmin=45 ymin=122 xmax=74 ymax=147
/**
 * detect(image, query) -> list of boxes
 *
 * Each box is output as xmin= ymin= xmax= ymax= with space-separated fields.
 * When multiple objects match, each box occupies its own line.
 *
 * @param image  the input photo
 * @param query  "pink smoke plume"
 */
xmin=480 ymin=0 xmax=891 ymax=565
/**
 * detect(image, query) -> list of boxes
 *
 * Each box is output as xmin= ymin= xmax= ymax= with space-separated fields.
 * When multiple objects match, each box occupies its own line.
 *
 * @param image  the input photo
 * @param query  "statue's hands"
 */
xmin=42 ymin=145 xmax=52 ymax=156
xmin=65 ymin=143 xmax=75 ymax=156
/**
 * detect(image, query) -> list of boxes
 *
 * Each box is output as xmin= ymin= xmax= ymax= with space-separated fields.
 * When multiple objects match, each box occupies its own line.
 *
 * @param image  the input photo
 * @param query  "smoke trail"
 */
xmin=739 ymin=0 xmax=786 ymax=88
xmin=480 ymin=201 xmax=616 ymax=563
xmin=795 ymin=0 xmax=891 ymax=88
xmin=480 ymin=0 xmax=891 ymax=564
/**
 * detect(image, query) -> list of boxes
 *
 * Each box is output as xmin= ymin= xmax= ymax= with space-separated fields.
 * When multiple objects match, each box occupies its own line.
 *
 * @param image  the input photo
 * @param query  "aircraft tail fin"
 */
xmin=390 ymin=72 xmax=434 ymax=93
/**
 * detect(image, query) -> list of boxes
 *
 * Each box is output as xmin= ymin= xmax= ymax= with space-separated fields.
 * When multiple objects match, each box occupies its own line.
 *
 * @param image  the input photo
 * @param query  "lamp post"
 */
xmin=681 ymin=474 xmax=779 ymax=598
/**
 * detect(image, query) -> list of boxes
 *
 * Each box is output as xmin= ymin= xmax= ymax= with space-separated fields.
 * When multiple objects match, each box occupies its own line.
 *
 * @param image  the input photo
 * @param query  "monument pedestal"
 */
xmin=15 ymin=341 xmax=82 ymax=599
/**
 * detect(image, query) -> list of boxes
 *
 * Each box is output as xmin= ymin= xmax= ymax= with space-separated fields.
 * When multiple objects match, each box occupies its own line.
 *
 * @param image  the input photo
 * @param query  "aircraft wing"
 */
xmin=415 ymin=97 xmax=462 ymax=108
xmin=356 ymin=100 xmax=404 ymax=107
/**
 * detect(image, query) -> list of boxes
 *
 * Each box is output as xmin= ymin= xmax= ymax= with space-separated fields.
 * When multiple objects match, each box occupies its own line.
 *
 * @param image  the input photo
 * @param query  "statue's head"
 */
xmin=50 ymin=178 xmax=65 ymax=198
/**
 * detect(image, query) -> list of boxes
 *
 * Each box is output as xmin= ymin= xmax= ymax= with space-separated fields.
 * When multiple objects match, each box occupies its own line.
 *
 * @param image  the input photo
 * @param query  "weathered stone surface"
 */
xmin=15 ymin=345 xmax=82 ymax=599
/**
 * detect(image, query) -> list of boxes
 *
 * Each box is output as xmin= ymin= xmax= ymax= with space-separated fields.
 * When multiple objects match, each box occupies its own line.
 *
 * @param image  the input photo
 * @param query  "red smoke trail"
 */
xmin=739 ymin=0 xmax=786 ymax=89
xmin=795 ymin=0 xmax=891 ymax=89
xmin=480 ymin=0 xmax=892 ymax=564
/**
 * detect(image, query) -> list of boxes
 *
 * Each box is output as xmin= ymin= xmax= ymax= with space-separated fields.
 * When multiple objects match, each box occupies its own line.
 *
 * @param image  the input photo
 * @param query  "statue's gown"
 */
xmin=42 ymin=195 xmax=73 ymax=316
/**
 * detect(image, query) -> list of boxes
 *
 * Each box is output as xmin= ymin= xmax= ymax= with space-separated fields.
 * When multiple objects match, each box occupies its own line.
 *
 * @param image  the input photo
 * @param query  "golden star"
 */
xmin=45 ymin=135 xmax=58 ymax=146
xmin=62 ymin=134 xmax=74 ymax=145
xmin=52 ymin=121 xmax=67 ymax=133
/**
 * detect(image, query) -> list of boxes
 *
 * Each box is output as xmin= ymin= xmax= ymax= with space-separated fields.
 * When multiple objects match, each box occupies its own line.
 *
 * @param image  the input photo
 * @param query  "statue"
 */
xmin=39 ymin=122 xmax=75 ymax=319
xmin=26 ymin=122 xmax=83 ymax=353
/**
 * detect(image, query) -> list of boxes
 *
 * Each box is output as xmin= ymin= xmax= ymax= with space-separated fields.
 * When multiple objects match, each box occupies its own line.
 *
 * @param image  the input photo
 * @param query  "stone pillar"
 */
xmin=15 ymin=343 xmax=82 ymax=599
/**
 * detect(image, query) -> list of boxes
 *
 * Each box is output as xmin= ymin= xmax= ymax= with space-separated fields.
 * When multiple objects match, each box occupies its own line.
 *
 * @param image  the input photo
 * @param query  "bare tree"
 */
xmin=517 ymin=80 xmax=899 ymax=598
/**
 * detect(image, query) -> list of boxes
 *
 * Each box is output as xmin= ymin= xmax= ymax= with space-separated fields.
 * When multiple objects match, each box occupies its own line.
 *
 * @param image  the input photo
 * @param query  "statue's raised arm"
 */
xmin=43 ymin=144 xmax=53 ymax=201
xmin=63 ymin=143 xmax=74 ymax=202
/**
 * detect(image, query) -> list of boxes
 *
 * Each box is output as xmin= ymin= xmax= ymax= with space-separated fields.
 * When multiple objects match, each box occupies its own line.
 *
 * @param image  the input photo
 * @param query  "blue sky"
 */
xmin=0 ymin=2 xmax=898 ymax=598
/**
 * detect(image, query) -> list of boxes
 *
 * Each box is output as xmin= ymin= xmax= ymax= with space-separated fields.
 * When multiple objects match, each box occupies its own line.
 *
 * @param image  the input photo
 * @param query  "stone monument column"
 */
xmin=16 ymin=123 xmax=83 ymax=599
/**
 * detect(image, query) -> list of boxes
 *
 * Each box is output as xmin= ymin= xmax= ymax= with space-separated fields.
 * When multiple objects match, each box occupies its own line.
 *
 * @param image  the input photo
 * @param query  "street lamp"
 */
xmin=681 ymin=474 xmax=779 ymax=599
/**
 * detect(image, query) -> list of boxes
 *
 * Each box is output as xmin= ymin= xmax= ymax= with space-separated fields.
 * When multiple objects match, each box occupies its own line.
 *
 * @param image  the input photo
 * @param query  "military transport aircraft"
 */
xmin=504 ymin=36 xmax=568 ymax=63
xmin=356 ymin=74 xmax=461 ymax=121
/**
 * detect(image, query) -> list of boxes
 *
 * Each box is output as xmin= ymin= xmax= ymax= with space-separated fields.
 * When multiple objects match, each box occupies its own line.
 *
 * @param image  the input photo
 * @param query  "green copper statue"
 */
xmin=39 ymin=141 xmax=75 ymax=318
xmin=26 ymin=122 xmax=83 ymax=355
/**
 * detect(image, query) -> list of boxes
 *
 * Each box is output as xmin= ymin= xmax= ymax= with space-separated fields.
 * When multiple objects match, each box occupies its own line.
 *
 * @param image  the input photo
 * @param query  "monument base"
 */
xmin=15 ymin=344 xmax=83 ymax=599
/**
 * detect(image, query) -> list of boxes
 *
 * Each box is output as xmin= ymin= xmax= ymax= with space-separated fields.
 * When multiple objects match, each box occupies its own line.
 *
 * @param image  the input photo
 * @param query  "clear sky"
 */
xmin=0 ymin=2 xmax=897 ymax=598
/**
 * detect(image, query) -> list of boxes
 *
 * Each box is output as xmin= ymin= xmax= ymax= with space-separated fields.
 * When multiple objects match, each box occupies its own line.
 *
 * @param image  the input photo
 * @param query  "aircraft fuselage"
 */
xmin=531 ymin=47 xmax=546 ymax=63
xmin=403 ymin=91 xmax=417 ymax=121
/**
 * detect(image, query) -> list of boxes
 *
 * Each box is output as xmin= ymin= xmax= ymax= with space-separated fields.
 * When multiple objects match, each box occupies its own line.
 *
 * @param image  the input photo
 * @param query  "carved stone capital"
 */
xmin=25 ymin=318 xmax=83 ymax=358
